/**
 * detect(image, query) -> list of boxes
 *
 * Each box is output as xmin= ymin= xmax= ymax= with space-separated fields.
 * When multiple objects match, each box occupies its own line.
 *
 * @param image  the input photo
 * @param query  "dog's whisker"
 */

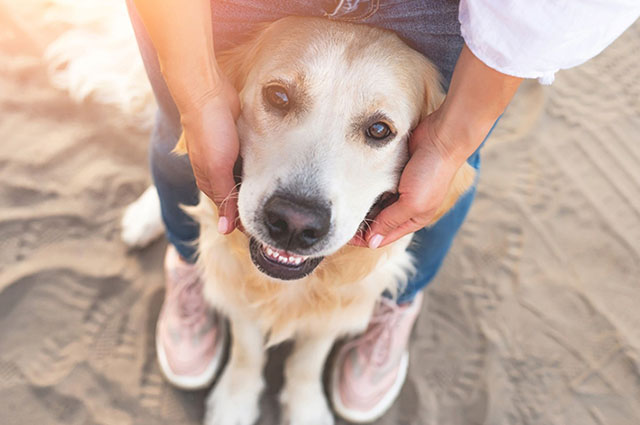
xmin=359 ymin=217 xmax=379 ymax=235
xmin=361 ymin=221 xmax=373 ymax=234
xmin=365 ymin=217 xmax=381 ymax=226
xmin=219 ymin=182 xmax=243 ymax=206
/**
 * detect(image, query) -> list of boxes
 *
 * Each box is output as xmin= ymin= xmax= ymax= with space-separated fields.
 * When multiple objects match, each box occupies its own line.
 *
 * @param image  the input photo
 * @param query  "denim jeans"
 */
xmin=127 ymin=0 xmax=475 ymax=303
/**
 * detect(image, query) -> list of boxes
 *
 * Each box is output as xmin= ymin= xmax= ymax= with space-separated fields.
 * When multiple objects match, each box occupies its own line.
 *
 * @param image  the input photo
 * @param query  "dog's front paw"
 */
xmin=121 ymin=185 xmax=164 ymax=248
xmin=204 ymin=372 xmax=263 ymax=425
xmin=281 ymin=386 xmax=334 ymax=425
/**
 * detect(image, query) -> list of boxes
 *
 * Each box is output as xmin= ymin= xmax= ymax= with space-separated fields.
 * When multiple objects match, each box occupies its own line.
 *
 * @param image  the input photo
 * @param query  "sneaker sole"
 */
xmin=330 ymin=350 xmax=409 ymax=423
xmin=155 ymin=321 xmax=228 ymax=391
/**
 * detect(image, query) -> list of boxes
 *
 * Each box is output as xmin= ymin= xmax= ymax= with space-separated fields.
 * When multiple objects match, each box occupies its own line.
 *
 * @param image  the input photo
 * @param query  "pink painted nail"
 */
xmin=368 ymin=234 xmax=383 ymax=249
xmin=217 ymin=216 xmax=229 ymax=234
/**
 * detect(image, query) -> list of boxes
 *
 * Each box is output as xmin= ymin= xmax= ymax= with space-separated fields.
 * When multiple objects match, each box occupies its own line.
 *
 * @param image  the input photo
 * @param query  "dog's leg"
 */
xmin=281 ymin=334 xmax=336 ymax=425
xmin=120 ymin=185 xmax=164 ymax=248
xmin=205 ymin=316 xmax=264 ymax=425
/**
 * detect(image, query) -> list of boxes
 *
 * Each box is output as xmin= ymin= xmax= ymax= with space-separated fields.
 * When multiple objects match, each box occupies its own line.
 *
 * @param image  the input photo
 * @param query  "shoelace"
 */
xmin=354 ymin=298 xmax=403 ymax=368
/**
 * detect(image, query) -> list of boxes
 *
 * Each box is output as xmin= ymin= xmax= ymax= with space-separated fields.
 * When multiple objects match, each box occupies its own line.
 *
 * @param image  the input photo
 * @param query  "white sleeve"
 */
xmin=459 ymin=0 xmax=640 ymax=84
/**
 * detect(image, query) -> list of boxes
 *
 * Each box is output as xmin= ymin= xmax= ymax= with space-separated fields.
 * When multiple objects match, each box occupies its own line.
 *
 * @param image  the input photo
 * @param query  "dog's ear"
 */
xmin=419 ymin=59 xmax=445 ymax=119
xmin=173 ymin=133 xmax=188 ymax=155
xmin=215 ymin=24 xmax=270 ymax=92
xmin=429 ymin=162 xmax=476 ymax=224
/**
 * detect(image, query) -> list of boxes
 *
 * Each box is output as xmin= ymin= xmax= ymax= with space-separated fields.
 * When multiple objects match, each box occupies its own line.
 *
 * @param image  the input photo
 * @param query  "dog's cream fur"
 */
xmin=171 ymin=17 xmax=475 ymax=425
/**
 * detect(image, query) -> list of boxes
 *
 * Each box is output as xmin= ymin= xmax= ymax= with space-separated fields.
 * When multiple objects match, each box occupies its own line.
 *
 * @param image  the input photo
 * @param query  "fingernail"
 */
xmin=368 ymin=234 xmax=383 ymax=249
xmin=217 ymin=216 xmax=229 ymax=234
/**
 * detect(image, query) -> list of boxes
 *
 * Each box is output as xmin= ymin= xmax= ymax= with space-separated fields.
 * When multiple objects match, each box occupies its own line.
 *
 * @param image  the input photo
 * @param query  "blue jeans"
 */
xmin=127 ymin=0 xmax=476 ymax=303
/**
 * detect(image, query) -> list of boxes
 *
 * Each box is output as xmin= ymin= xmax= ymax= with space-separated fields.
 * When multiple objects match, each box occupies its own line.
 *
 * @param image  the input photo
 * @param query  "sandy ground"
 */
xmin=1 ymin=3 xmax=640 ymax=424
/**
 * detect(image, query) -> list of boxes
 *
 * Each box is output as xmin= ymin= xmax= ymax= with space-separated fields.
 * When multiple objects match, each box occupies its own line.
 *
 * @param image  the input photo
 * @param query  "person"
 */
xmin=127 ymin=0 xmax=640 ymax=421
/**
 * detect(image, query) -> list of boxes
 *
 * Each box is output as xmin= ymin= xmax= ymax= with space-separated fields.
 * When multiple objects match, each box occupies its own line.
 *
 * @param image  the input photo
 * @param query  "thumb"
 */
xmin=184 ymin=99 xmax=241 ymax=234
xmin=213 ymin=172 xmax=239 ymax=235
xmin=366 ymin=196 xmax=415 ymax=248
xmin=190 ymin=159 xmax=239 ymax=234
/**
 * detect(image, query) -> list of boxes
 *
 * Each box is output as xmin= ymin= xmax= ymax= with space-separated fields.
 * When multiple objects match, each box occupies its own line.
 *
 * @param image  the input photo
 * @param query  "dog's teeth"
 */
xmin=262 ymin=243 xmax=306 ymax=266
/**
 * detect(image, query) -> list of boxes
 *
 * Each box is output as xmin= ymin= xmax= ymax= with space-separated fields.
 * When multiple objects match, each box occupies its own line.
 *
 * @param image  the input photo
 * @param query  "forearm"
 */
xmin=132 ymin=0 xmax=220 ymax=110
xmin=436 ymin=44 xmax=522 ymax=162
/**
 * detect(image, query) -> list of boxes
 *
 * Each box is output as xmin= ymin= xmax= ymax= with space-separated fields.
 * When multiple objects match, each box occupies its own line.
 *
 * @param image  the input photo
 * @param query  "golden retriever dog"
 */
xmin=124 ymin=16 xmax=475 ymax=425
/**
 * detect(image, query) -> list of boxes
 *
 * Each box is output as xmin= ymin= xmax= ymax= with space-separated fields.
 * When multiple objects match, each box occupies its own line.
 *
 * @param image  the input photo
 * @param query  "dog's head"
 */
xmin=184 ymin=17 xmax=473 ymax=281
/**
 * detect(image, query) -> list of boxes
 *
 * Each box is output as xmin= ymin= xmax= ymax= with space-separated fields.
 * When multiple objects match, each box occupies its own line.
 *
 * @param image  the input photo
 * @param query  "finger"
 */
xmin=216 ymin=179 xmax=239 ymax=234
xmin=190 ymin=159 xmax=214 ymax=198
xmin=368 ymin=143 xmax=456 ymax=248
xmin=191 ymin=161 xmax=238 ymax=234
xmin=377 ymin=218 xmax=426 ymax=248
xmin=189 ymin=143 xmax=236 ymax=205
xmin=201 ymin=150 xmax=239 ymax=234
xmin=222 ymin=79 xmax=241 ymax=118
xmin=195 ymin=103 xmax=240 ymax=233
xmin=348 ymin=239 xmax=368 ymax=247
xmin=206 ymin=158 xmax=240 ymax=235
xmin=365 ymin=196 xmax=418 ymax=248
xmin=366 ymin=158 xmax=430 ymax=244
xmin=347 ymin=231 xmax=368 ymax=247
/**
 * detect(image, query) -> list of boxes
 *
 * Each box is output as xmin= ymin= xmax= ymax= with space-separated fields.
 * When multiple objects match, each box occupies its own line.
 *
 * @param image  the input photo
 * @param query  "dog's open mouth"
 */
xmin=249 ymin=238 xmax=324 ymax=281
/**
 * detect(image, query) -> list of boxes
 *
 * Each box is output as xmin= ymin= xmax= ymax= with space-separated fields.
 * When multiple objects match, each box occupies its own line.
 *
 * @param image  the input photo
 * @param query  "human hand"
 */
xmin=132 ymin=0 xmax=243 ymax=234
xmin=349 ymin=109 xmax=472 ymax=248
xmin=179 ymin=77 xmax=241 ymax=235
xmin=348 ymin=44 xmax=522 ymax=249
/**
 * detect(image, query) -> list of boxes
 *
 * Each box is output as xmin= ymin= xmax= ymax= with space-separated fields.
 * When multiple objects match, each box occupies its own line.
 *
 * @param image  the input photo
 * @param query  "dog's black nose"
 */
xmin=263 ymin=195 xmax=330 ymax=250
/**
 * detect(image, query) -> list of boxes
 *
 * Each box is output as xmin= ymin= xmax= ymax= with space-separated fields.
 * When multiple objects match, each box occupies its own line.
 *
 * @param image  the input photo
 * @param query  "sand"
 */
xmin=1 ymin=2 xmax=640 ymax=424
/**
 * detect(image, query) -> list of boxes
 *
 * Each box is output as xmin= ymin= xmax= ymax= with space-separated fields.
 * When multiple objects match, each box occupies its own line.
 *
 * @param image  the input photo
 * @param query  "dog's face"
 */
xmin=222 ymin=18 xmax=443 ymax=281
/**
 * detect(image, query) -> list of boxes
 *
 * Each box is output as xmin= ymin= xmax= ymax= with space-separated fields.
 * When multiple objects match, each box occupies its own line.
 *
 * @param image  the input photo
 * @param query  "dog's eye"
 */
xmin=264 ymin=85 xmax=290 ymax=110
xmin=366 ymin=122 xmax=391 ymax=140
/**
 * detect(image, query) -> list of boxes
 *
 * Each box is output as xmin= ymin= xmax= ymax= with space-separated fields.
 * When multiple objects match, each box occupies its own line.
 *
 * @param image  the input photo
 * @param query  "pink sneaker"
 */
xmin=330 ymin=292 xmax=423 ymax=423
xmin=155 ymin=245 xmax=227 ymax=390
